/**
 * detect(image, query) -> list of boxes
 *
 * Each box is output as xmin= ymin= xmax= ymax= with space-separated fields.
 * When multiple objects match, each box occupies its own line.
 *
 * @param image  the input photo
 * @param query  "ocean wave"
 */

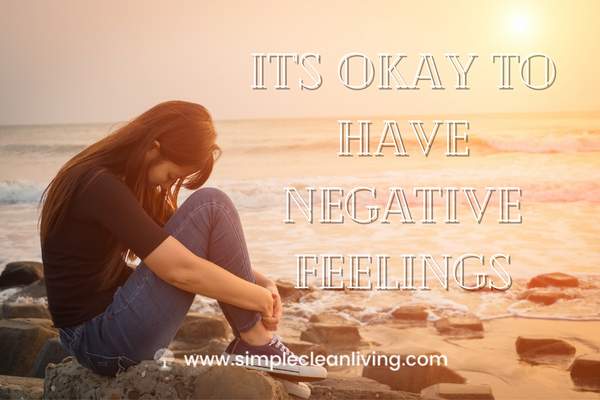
xmin=0 ymin=143 xmax=87 ymax=156
xmin=0 ymin=180 xmax=47 ymax=203
xmin=480 ymin=131 xmax=600 ymax=153
xmin=3 ymin=164 xmax=599 ymax=207
xmin=199 ymin=166 xmax=600 ymax=209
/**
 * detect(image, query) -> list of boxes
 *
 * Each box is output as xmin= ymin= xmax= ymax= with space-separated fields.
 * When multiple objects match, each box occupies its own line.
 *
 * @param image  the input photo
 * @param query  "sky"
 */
xmin=0 ymin=0 xmax=598 ymax=125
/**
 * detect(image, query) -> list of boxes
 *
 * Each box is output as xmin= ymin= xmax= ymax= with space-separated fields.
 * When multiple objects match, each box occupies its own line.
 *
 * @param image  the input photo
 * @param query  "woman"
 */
xmin=39 ymin=101 xmax=325 ymax=397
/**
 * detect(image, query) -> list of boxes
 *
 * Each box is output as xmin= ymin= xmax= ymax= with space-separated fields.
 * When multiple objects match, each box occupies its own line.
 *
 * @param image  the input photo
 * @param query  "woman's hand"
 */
xmin=261 ymin=289 xmax=282 ymax=331
xmin=253 ymin=269 xmax=282 ymax=331
xmin=259 ymin=287 xmax=275 ymax=320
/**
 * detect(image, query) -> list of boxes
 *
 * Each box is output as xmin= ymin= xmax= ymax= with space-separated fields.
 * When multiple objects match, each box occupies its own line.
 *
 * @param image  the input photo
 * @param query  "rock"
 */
xmin=28 ymin=338 xmax=71 ymax=378
xmin=43 ymin=357 xmax=290 ymax=400
xmin=527 ymin=273 xmax=579 ymax=289
xmin=515 ymin=336 xmax=576 ymax=357
xmin=315 ymin=372 xmax=394 ymax=391
xmin=311 ymin=373 xmax=421 ymax=399
xmin=0 ymin=318 xmax=58 ymax=376
xmin=275 ymin=279 xmax=313 ymax=302
xmin=299 ymin=292 xmax=321 ymax=303
xmin=6 ymin=278 xmax=47 ymax=302
xmin=300 ymin=323 xmax=364 ymax=345
xmin=174 ymin=312 xmax=231 ymax=342
xmin=308 ymin=313 xmax=360 ymax=326
xmin=0 ymin=262 xmax=44 ymax=288
xmin=0 ymin=375 xmax=44 ymax=400
xmin=362 ymin=348 xmax=467 ymax=393
xmin=518 ymin=290 xmax=573 ymax=305
xmin=0 ymin=302 xmax=51 ymax=320
xmin=434 ymin=317 xmax=484 ymax=337
xmin=421 ymin=383 xmax=494 ymax=399
xmin=331 ymin=304 xmax=365 ymax=313
xmin=392 ymin=305 xmax=429 ymax=321
xmin=281 ymin=338 xmax=327 ymax=358
xmin=570 ymin=353 xmax=600 ymax=389
xmin=310 ymin=386 xmax=414 ymax=399
xmin=194 ymin=365 xmax=289 ymax=399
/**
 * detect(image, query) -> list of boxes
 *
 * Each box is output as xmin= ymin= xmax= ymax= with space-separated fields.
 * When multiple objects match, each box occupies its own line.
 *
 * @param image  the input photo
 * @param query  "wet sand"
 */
xmin=277 ymin=317 xmax=600 ymax=399
xmin=365 ymin=319 xmax=600 ymax=399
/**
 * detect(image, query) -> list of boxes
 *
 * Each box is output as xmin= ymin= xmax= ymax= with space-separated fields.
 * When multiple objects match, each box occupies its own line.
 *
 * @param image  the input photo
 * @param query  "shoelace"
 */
xmin=269 ymin=335 xmax=293 ymax=358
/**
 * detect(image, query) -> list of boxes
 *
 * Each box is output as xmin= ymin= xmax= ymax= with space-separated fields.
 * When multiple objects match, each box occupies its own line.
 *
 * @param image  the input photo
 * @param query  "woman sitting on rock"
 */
xmin=39 ymin=101 xmax=325 ymax=398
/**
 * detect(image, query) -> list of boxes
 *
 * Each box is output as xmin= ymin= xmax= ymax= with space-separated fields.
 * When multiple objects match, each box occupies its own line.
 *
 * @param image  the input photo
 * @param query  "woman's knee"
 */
xmin=183 ymin=187 xmax=235 ymax=210
xmin=170 ymin=187 xmax=241 ymax=234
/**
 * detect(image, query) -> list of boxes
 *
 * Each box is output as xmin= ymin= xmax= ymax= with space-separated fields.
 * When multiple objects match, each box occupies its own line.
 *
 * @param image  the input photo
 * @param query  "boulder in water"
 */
xmin=362 ymin=348 xmax=466 ymax=393
xmin=0 ymin=262 xmax=44 ymax=289
xmin=275 ymin=279 xmax=313 ymax=302
xmin=0 ymin=318 xmax=58 ymax=376
xmin=0 ymin=302 xmax=51 ymax=320
xmin=309 ymin=313 xmax=360 ymax=326
xmin=434 ymin=317 xmax=484 ymax=338
xmin=570 ymin=353 xmax=600 ymax=391
xmin=300 ymin=323 xmax=364 ymax=345
xmin=515 ymin=336 xmax=576 ymax=357
xmin=518 ymin=290 xmax=574 ymax=305
xmin=392 ymin=305 xmax=429 ymax=321
xmin=174 ymin=312 xmax=231 ymax=342
xmin=6 ymin=278 xmax=47 ymax=302
xmin=421 ymin=383 xmax=495 ymax=399
xmin=527 ymin=273 xmax=579 ymax=288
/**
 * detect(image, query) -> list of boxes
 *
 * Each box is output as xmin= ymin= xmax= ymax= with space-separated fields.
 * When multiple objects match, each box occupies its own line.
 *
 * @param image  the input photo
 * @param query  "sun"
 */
xmin=510 ymin=14 xmax=530 ymax=34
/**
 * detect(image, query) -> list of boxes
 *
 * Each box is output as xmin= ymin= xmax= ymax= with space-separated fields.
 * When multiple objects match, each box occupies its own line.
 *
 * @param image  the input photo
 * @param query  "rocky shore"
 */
xmin=1 ymin=263 xmax=599 ymax=399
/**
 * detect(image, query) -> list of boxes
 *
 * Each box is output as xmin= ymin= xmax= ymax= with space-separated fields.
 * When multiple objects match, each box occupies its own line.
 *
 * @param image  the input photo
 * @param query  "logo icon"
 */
xmin=154 ymin=348 xmax=175 ymax=371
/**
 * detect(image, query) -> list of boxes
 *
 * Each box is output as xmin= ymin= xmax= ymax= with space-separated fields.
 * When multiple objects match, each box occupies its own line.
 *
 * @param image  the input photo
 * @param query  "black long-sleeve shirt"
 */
xmin=42 ymin=171 xmax=170 ymax=328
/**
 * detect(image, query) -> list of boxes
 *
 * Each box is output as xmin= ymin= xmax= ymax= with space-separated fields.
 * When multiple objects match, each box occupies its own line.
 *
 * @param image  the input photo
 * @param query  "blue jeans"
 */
xmin=58 ymin=188 xmax=262 ymax=376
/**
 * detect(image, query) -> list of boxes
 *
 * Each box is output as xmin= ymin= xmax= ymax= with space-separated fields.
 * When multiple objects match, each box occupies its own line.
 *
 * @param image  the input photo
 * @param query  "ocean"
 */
xmin=1 ymin=110 xmax=599 ymax=324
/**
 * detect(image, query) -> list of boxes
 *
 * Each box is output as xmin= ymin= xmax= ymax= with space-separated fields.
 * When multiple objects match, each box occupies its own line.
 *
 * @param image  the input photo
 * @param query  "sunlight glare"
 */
xmin=511 ymin=14 xmax=530 ymax=34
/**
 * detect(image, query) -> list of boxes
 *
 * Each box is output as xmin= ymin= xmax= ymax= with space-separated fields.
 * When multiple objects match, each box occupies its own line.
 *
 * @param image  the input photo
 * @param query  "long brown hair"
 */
xmin=39 ymin=101 xmax=221 ymax=290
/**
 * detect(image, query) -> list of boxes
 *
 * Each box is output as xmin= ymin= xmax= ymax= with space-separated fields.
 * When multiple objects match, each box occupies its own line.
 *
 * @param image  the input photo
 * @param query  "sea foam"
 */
xmin=0 ymin=180 xmax=47 ymax=204
xmin=480 ymin=131 xmax=600 ymax=153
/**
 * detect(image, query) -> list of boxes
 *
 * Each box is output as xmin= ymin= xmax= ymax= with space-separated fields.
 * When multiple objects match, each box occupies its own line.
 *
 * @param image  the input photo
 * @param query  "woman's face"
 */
xmin=144 ymin=141 xmax=198 ymax=191
xmin=147 ymin=159 xmax=198 ymax=191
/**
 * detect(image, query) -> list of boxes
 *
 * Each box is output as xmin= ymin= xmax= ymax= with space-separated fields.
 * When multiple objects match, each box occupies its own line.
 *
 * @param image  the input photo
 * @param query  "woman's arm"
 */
xmin=253 ymin=269 xmax=278 ymax=293
xmin=144 ymin=236 xmax=273 ymax=317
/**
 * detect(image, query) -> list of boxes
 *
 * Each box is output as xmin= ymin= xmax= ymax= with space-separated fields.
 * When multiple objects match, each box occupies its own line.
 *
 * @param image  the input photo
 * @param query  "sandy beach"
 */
xmin=358 ymin=318 xmax=600 ymax=399
xmin=264 ymin=298 xmax=600 ymax=399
